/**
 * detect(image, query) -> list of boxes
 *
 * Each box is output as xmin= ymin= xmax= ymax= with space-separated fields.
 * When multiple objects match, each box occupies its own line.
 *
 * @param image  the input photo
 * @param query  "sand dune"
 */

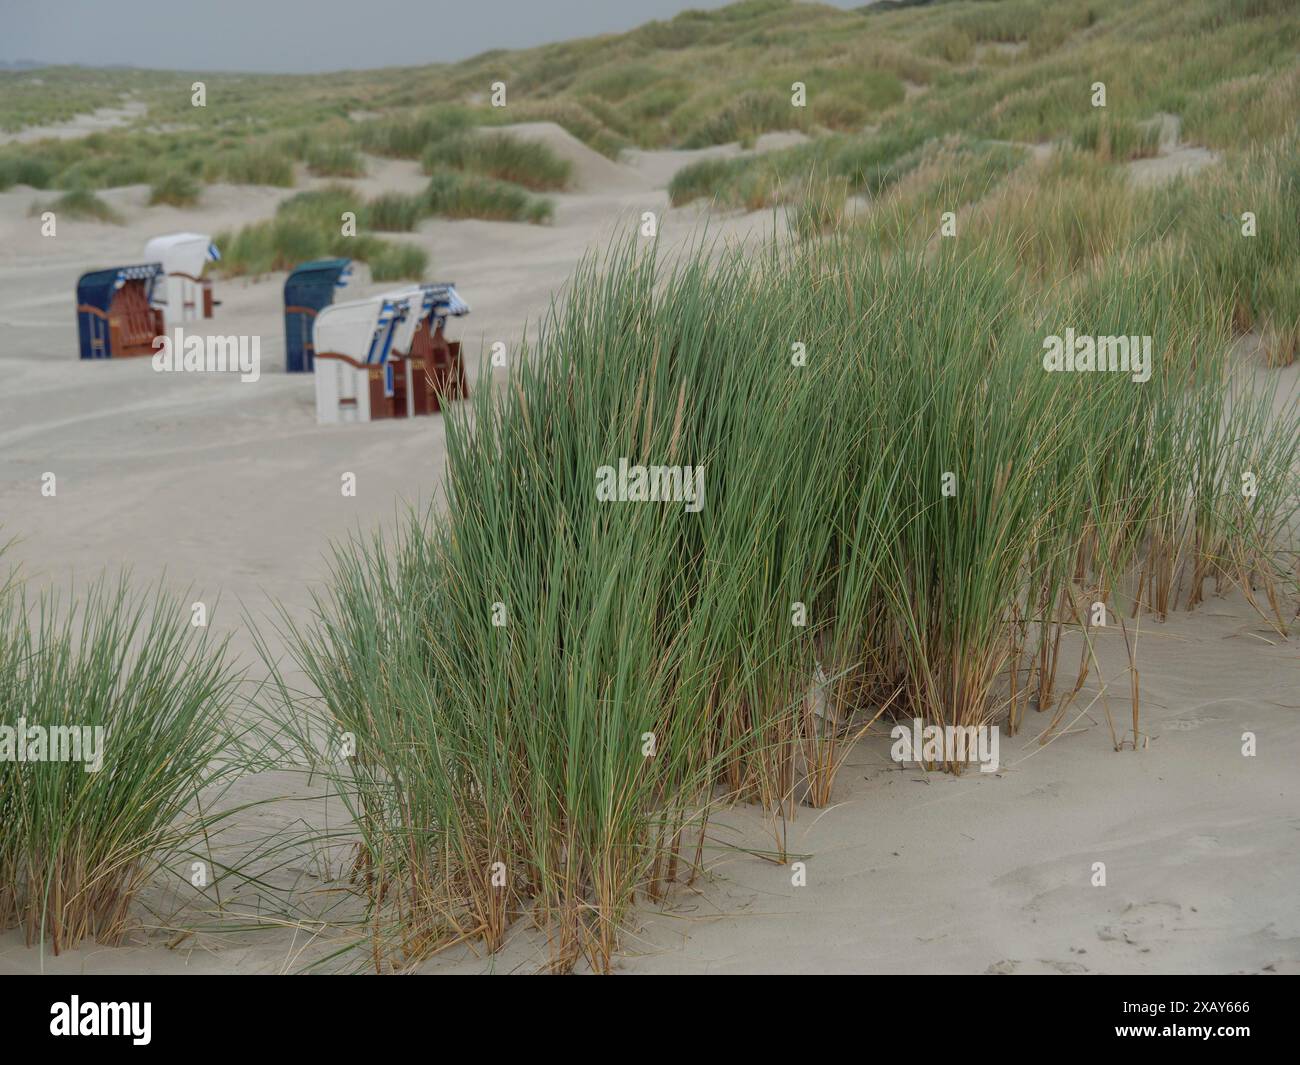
xmin=0 ymin=131 xmax=790 ymax=669
xmin=486 ymin=121 xmax=652 ymax=192
xmin=0 ymin=99 xmax=148 ymax=144
xmin=0 ymin=116 xmax=1295 ymax=976
xmin=4 ymin=576 xmax=1295 ymax=975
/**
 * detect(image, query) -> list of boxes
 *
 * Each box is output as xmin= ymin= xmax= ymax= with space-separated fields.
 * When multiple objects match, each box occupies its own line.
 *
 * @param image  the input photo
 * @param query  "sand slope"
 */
xmin=0 ymin=100 xmax=148 ymax=144
xmin=4 ymin=579 xmax=1295 ymax=976
xmin=0 ymin=119 xmax=1295 ymax=975
xmin=484 ymin=122 xmax=651 ymax=192
xmin=0 ymin=128 xmax=789 ymax=667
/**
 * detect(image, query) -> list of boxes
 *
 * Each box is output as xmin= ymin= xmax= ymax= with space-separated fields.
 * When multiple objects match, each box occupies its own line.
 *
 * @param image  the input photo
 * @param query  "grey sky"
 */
xmin=3 ymin=1 xmax=863 ymax=74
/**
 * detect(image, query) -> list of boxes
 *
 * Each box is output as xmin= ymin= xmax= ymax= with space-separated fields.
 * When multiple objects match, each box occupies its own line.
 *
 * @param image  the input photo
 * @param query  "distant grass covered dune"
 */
xmin=214 ymin=185 xmax=430 ymax=280
xmin=664 ymin=0 xmax=1298 ymax=208
xmin=27 ymin=188 xmax=123 ymax=224
xmin=2 ymin=0 xmax=1295 ymax=209
xmin=423 ymin=130 xmax=572 ymax=190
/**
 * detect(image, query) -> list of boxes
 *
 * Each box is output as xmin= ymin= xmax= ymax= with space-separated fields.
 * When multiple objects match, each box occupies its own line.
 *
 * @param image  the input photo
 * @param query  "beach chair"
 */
xmin=312 ymin=294 xmax=408 ymax=423
xmin=312 ymin=283 xmax=472 ymax=425
xmin=143 ymin=232 xmax=221 ymax=329
xmin=75 ymin=264 xmax=165 ymax=359
xmin=381 ymin=282 xmax=471 ymax=415
xmin=284 ymin=258 xmax=353 ymax=372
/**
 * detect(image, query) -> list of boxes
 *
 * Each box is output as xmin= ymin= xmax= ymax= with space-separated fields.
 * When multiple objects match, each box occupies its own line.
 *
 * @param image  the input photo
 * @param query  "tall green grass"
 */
xmin=0 ymin=578 xmax=241 ymax=954
xmin=305 ymin=142 xmax=367 ymax=178
xmin=148 ymin=169 xmax=201 ymax=206
xmin=353 ymin=108 xmax=475 ymax=159
xmin=214 ymin=185 xmax=429 ymax=278
xmin=365 ymin=191 xmax=426 ymax=232
xmin=425 ymin=170 xmax=554 ymax=223
xmin=4 ymin=0 xmax=1298 ymax=977
xmin=1071 ymin=113 xmax=1163 ymax=161
xmin=215 ymin=166 xmax=552 ymax=277
xmin=271 ymin=227 xmax=1298 ymax=973
xmin=423 ymin=131 xmax=572 ymax=191
xmin=0 ymin=153 xmax=56 ymax=191
xmin=205 ymin=144 xmax=296 ymax=187
xmin=679 ymin=89 xmax=805 ymax=149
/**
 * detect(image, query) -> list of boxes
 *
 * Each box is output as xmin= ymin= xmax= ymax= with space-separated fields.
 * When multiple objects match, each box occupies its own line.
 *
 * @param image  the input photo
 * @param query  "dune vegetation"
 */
xmin=26 ymin=187 xmax=123 ymax=224
xmin=271 ymin=212 xmax=1298 ymax=970
xmin=2 ymin=0 xmax=1297 ymax=973
xmin=148 ymin=168 xmax=202 ymax=206
xmin=422 ymin=130 xmax=573 ymax=190
xmin=2 ymin=0 xmax=1293 ymax=234
xmin=213 ymin=185 xmax=426 ymax=280
xmin=211 ymin=163 xmax=554 ymax=279
xmin=246 ymin=0 xmax=1298 ymax=973
xmin=0 ymin=574 xmax=243 ymax=954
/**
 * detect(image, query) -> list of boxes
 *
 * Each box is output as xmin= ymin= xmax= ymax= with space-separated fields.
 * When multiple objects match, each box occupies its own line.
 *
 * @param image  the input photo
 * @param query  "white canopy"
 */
xmin=143 ymin=232 xmax=219 ymax=278
xmin=314 ymin=294 xmax=407 ymax=365
xmin=380 ymin=283 xmax=469 ymax=355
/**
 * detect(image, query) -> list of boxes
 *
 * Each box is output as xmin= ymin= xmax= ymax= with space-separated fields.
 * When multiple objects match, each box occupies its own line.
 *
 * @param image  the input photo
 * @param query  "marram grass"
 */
xmin=270 ymin=226 xmax=1298 ymax=973
xmin=0 ymin=577 xmax=241 ymax=954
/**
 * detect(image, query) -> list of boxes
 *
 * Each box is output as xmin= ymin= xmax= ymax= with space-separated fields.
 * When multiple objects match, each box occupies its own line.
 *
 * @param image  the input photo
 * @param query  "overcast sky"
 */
xmin=3 ymin=1 xmax=864 ymax=74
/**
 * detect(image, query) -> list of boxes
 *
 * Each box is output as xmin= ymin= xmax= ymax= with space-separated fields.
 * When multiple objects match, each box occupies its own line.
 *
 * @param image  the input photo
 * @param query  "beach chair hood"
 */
xmin=77 ymin=263 xmax=163 ymax=314
xmin=314 ymin=294 xmax=406 ymax=366
xmin=380 ymin=282 xmax=469 ymax=355
xmin=143 ymin=232 xmax=220 ymax=279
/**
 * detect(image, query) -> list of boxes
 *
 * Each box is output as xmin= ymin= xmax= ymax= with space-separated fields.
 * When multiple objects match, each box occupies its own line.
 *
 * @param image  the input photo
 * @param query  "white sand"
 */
xmin=0 ymin=100 xmax=148 ymax=145
xmin=0 ymin=127 xmax=785 ymax=664
xmin=0 ymin=124 xmax=1295 ymax=975
xmin=1128 ymin=112 xmax=1220 ymax=187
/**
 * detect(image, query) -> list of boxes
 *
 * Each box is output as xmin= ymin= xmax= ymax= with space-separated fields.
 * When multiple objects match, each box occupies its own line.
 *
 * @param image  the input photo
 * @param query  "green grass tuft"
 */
xmin=28 ymin=187 xmax=123 ymax=224
xmin=0 ymin=576 xmax=241 ymax=953
xmin=423 ymin=131 xmax=572 ymax=191
xmin=148 ymin=169 xmax=201 ymax=206
xmin=425 ymin=169 xmax=554 ymax=223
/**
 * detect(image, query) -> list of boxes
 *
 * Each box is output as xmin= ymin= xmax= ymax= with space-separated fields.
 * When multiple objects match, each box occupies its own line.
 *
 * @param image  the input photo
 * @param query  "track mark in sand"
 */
xmin=984 ymin=959 xmax=1019 ymax=974
xmin=1097 ymin=899 xmax=1184 ymax=948
xmin=0 ymin=390 xmax=247 ymax=448
xmin=991 ymin=857 xmax=1078 ymax=916
xmin=1165 ymin=712 xmax=1226 ymax=732
xmin=1040 ymin=958 xmax=1089 ymax=973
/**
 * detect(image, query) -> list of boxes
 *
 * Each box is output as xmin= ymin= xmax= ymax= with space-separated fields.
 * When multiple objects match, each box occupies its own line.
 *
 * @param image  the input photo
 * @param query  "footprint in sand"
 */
xmin=1097 ymin=899 xmax=1183 ymax=946
xmin=1041 ymin=958 xmax=1090 ymax=974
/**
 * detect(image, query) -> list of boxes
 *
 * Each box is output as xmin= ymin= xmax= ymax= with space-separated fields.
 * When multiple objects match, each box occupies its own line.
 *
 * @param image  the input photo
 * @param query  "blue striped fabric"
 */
xmin=114 ymin=263 xmax=164 ymax=289
xmin=425 ymin=282 xmax=469 ymax=317
xmin=364 ymin=299 xmax=407 ymax=365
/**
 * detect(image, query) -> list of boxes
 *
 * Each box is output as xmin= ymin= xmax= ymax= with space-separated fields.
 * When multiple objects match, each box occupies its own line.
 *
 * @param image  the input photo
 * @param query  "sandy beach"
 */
xmin=0 ymin=123 xmax=796 ymax=656
xmin=2 ymin=0 xmax=1298 ymax=982
xmin=2 ymin=115 xmax=1296 ymax=975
